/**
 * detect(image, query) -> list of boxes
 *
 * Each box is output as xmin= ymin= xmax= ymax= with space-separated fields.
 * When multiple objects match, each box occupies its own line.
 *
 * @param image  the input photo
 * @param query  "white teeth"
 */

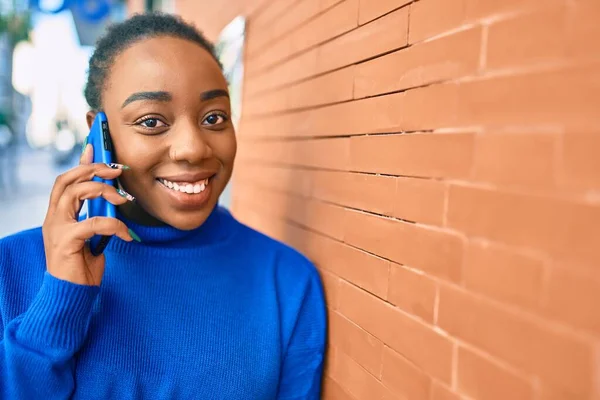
xmin=159 ymin=178 xmax=209 ymax=194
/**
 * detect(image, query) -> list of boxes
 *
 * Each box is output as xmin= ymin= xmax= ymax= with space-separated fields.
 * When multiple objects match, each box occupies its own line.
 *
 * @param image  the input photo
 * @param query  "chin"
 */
xmin=161 ymin=206 xmax=215 ymax=230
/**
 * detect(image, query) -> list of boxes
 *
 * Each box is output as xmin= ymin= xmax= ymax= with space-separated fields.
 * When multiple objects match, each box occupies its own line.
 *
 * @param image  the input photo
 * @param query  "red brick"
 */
xmin=388 ymin=264 xmax=436 ymax=323
xmin=238 ymin=138 xmax=349 ymax=170
xmin=320 ymin=270 xmax=342 ymax=309
xmin=324 ymin=343 xmax=337 ymax=378
xmin=457 ymin=65 xmax=600 ymax=128
xmin=457 ymin=347 xmax=534 ymax=400
xmin=567 ymin=0 xmax=600 ymax=59
xmin=486 ymin=6 xmax=567 ymax=70
xmin=317 ymin=7 xmax=409 ymax=74
xmin=288 ymin=66 xmax=355 ymax=110
xmin=359 ymin=0 xmax=410 ymax=25
xmin=242 ymin=89 xmax=289 ymax=116
xmin=381 ymin=346 xmax=432 ymax=400
xmin=232 ymin=184 xmax=290 ymax=219
xmin=350 ymin=133 xmax=474 ymax=179
xmin=355 ymin=27 xmax=481 ymax=98
xmin=345 ymin=209 xmax=464 ymax=282
xmin=561 ymin=131 xmax=600 ymax=190
xmin=339 ymin=281 xmax=454 ymax=383
xmin=265 ymin=0 xmax=321 ymax=50
xmin=473 ymin=132 xmax=558 ymax=189
xmin=311 ymin=170 xmax=396 ymax=216
xmin=244 ymin=48 xmax=318 ymax=95
xmin=243 ymin=83 xmax=460 ymax=138
xmin=241 ymin=93 xmax=402 ymax=138
xmin=393 ymin=177 xmax=446 ymax=226
xmin=250 ymin=0 xmax=296 ymax=30
xmin=321 ymin=0 xmax=344 ymax=11
xmin=409 ymin=0 xmax=466 ymax=43
xmin=287 ymin=196 xmax=347 ymax=240
xmin=464 ymin=0 xmax=564 ymax=21
xmin=446 ymin=185 xmax=600 ymax=266
xmin=400 ymin=84 xmax=461 ymax=131
xmin=431 ymin=382 xmax=461 ymax=400
xmin=322 ymin=377 xmax=357 ymax=400
xmin=281 ymin=223 xmax=317 ymax=258
xmin=329 ymin=349 xmax=401 ymax=400
xmin=246 ymin=0 xmax=324 ymax=70
xmin=537 ymin=382 xmax=589 ymax=400
xmin=329 ymin=311 xmax=384 ymax=377
xmin=464 ymin=241 xmax=545 ymax=310
xmin=246 ymin=38 xmax=292 ymax=76
xmin=294 ymin=138 xmax=350 ymax=170
xmin=246 ymin=0 xmax=298 ymax=54
xmin=543 ymin=264 xmax=600 ymax=335
xmin=291 ymin=0 xmax=359 ymax=55
xmin=437 ymin=285 xmax=594 ymax=395
xmin=308 ymin=232 xmax=390 ymax=299
xmin=232 ymin=163 xmax=312 ymax=198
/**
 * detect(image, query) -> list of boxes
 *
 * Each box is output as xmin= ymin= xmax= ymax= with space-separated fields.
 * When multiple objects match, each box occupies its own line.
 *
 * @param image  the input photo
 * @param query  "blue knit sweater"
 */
xmin=0 ymin=207 xmax=326 ymax=399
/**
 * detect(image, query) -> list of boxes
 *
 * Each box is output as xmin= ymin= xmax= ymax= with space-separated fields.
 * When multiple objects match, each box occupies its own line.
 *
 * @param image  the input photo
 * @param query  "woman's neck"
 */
xmin=117 ymin=179 xmax=165 ymax=226
xmin=117 ymin=201 xmax=166 ymax=227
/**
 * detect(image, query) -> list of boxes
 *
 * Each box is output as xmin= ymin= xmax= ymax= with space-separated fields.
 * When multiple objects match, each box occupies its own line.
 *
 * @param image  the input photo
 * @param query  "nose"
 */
xmin=168 ymin=118 xmax=213 ymax=163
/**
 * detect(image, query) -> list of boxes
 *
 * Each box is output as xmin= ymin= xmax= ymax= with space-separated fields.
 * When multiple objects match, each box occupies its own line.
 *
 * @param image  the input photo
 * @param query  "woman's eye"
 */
xmin=202 ymin=113 xmax=228 ymax=126
xmin=136 ymin=118 xmax=166 ymax=129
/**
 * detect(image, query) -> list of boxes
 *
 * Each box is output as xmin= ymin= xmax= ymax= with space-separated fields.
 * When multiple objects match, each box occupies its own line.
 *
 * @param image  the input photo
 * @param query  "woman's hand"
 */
xmin=42 ymin=144 xmax=134 ymax=286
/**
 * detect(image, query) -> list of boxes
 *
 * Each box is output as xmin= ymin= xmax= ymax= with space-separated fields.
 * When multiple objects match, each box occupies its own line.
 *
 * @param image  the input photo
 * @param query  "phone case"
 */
xmin=86 ymin=112 xmax=117 ymax=256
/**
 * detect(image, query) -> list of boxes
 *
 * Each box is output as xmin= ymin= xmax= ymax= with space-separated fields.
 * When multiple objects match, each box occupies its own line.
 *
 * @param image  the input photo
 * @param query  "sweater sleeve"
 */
xmin=1 ymin=271 xmax=99 ymax=399
xmin=276 ymin=265 xmax=327 ymax=400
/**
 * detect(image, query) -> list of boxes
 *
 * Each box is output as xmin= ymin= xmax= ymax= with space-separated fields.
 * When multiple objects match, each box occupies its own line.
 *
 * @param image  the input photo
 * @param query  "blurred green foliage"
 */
xmin=0 ymin=10 xmax=31 ymax=45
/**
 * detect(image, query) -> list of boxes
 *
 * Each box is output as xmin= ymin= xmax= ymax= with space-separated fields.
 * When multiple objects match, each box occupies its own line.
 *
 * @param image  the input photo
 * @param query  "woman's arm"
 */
xmin=0 ymin=271 xmax=99 ymax=399
xmin=277 ymin=264 xmax=327 ymax=400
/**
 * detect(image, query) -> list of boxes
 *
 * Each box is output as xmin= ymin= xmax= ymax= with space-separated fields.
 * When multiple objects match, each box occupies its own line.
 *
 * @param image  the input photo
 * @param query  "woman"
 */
xmin=0 ymin=13 xmax=326 ymax=399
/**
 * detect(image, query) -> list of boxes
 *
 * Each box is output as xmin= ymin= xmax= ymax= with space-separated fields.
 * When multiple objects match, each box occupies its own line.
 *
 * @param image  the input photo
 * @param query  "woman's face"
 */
xmin=88 ymin=36 xmax=236 ymax=230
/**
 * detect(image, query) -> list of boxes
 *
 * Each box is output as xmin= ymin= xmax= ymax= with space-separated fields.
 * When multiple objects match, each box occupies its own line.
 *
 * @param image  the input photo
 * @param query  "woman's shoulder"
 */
xmin=0 ymin=226 xmax=45 ymax=259
xmin=0 ymin=227 xmax=46 ymax=320
xmin=0 ymin=226 xmax=45 ymax=276
xmin=231 ymin=217 xmax=321 ymax=286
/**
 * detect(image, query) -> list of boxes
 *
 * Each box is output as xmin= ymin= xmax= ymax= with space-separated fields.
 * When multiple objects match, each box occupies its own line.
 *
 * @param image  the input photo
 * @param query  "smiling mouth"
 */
xmin=157 ymin=177 xmax=212 ymax=194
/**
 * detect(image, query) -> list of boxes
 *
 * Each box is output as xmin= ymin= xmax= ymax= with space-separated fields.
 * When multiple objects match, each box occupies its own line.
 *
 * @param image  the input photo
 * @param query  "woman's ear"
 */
xmin=86 ymin=111 xmax=96 ymax=129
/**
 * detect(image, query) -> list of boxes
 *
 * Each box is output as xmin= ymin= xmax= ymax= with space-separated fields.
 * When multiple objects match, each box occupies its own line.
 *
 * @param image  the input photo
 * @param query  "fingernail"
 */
xmin=117 ymin=189 xmax=135 ymax=202
xmin=128 ymin=228 xmax=141 ymax=242
xmin=81 ymin=137 xmax=88 ymax=154
xmin=106 ymin=163 xmax=130 ymax=170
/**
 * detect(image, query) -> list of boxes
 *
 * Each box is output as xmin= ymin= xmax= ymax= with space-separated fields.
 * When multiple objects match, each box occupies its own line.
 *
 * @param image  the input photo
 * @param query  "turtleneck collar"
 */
xmin=106 ymin=205 xmax=236 ymax=254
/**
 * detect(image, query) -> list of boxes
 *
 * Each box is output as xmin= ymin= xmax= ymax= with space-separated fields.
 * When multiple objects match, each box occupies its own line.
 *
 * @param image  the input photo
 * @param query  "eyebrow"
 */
xmin=121 ymin=89 xmax=230 ymax=109
xmin=121 ymin=91 xmax=171 ymax=108
xmin=201 ymin=89 xmax=230 ymax=101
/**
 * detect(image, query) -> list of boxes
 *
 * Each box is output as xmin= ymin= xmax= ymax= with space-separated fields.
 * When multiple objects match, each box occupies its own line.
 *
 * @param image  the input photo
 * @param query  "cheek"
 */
xmin=114 ymin=135 xmax=162 ymax=169
xmin=212 ymin=132 xmax=237 ymax=165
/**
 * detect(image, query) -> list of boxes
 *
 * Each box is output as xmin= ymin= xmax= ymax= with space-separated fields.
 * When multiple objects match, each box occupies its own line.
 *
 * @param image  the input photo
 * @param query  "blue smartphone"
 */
xmin=85 ymin=112 xmax=117 ymax=256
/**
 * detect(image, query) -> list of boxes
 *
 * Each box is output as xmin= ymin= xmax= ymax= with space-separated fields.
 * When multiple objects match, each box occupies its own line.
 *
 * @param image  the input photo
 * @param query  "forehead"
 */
xmin=105 ymin=36 xmax=227 ymax=102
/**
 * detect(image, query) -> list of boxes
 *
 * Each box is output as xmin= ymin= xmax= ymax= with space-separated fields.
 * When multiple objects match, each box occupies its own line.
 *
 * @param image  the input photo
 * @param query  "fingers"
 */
xmin=48 ymin=161 xmax=126 ymax=213
xmin=72 ymin=217 xmax=133 ymax=243
xmin=80 ymin=143 xmax=93 ymax=165
xmin=56 ymin=181 xmax=134 ymax=220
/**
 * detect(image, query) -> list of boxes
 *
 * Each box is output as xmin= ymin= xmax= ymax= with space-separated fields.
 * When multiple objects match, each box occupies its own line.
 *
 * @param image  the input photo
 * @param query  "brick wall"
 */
xmin=178 ymin=1 xmax=600 ymax=399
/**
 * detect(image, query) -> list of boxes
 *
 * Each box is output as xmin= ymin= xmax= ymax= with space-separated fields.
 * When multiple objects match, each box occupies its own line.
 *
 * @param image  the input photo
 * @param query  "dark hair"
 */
xmin=84 ymin=12 xmax=220 ymax=111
